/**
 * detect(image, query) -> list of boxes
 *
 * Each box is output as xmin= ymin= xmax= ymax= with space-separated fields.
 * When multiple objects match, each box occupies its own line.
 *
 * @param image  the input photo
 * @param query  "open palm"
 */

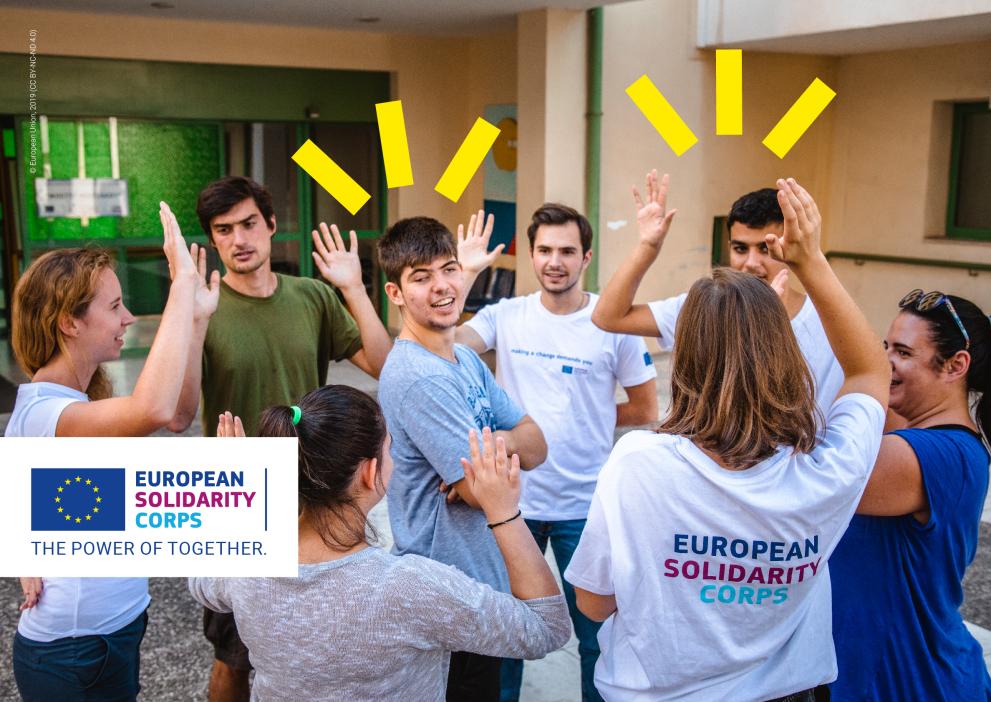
xmin=312 ymin=223 xmax=363 ymax=292
xmin=159 ymin=201 xmax=197 ymax=280
xmin=632 ymin=170 xmax=677 ymax=248
xmin=190 ymin=242 xmax=220 ymax=320
xmin=457 ymin=210 xmax=503 ymax=274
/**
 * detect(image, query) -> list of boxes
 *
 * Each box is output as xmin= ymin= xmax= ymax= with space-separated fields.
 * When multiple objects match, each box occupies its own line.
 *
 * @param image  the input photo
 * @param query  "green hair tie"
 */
xmin=290 ymin=405 xmax=302 ymax=426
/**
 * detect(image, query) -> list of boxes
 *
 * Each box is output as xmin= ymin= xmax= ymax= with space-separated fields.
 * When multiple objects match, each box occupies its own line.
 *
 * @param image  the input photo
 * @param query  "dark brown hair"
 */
xmin=659 ymin=268 xmax=820 ymax=468
xmin=258 ymin=385 xmax=387 ymax=551
xmin=527 ymin=203 xmax=593 ymax=254
xmin=196 ymin=176 xmax=275 ymax=243
xmin=727 ymin=188 xmax=783 ymax=231
xmin=12 ymin=248 xmax=115 ymax=400
xmin=377 ymin=216 xmax=457 ymax=285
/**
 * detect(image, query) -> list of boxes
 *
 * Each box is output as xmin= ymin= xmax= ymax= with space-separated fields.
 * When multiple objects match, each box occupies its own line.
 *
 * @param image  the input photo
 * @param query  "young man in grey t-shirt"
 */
xmin=377 ymin=216 xmax=547 ymax=702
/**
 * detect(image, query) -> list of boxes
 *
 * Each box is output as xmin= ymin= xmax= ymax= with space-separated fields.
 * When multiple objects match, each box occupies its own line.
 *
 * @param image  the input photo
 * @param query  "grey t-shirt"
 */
xmin=378 ymin=340 xmax=526 ymax=593
xmin=189 ymin=548 xmax=570 ymax=701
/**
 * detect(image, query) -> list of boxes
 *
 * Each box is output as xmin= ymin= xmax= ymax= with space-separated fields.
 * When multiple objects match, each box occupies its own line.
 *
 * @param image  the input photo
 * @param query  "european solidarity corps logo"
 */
xmin=31 ymin=468 xmax=125 ymax=532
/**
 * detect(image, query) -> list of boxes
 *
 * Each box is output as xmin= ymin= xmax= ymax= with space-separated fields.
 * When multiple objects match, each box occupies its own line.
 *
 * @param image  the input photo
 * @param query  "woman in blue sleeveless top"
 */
xmin=831 ymin=290 xmax=991 ymax=700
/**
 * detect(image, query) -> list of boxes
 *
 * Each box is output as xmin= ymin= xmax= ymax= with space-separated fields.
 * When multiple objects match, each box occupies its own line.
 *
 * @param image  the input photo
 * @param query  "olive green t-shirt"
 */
xmin=201 ymin=274 xmax=362 ymax=437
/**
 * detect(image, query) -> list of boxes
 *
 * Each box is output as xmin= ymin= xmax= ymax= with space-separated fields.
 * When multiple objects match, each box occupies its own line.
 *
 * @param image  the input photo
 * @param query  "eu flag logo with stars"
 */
xmin=31 ymin=469 xmax=125 ymax=531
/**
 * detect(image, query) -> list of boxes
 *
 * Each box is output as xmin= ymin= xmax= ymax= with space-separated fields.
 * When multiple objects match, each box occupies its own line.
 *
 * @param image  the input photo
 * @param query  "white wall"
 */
xmin=697 ymin=0 xmax=991 ymax=50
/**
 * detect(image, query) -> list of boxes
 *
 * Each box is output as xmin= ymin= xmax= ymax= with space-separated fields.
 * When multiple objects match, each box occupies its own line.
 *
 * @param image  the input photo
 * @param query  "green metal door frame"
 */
xmin=12 ymin=116 xmax=389 ymax=320
xmin=0 ymin=54 xmax=388 ymax=124
xmin=297 ymin=122 xmax=389 ymax=323
xmin=1 ymin=53 xmax=390 ymax=317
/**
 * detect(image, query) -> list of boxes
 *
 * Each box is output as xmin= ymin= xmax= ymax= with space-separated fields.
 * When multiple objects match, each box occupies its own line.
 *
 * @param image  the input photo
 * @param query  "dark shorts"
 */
xmin=447 ymin=651 xmax=501 ymax=702
xmin=765 ymin=685 xmax=830 ymax=702
xmin=202 ymin=608 xmax=252 ymax=671
xmin=13 ymin=609 xmax=148 ymax=702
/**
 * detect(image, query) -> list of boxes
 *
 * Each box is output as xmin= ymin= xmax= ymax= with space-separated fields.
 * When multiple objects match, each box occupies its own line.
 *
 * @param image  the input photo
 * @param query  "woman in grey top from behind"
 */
xmin=189 ymin=385 xmax=571 ymax=701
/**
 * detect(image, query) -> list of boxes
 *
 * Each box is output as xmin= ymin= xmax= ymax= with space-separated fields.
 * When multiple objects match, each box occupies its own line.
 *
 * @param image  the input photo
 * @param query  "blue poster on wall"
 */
xmin=483 ymin=103 xmax=517 ymax=255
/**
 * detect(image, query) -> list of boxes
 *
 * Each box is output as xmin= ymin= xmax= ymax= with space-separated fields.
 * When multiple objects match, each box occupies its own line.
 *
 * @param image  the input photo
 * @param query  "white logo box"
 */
xmin=0 ymin=438 xmax=298 ymax=577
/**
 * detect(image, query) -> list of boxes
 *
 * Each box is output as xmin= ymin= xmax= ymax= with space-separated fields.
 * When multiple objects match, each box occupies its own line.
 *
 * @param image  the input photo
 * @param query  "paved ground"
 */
xmin=0 ymin=326 xmax=989 ymax=699
xmin=0 ymin=335 xmax=583 ymax=701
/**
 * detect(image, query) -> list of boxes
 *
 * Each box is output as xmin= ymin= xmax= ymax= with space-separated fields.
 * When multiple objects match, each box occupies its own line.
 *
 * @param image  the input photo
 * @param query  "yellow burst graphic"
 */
xmin=629 ymin=50 xmax=835 ymax=158
xmin=295 ymin=100 xmax=500 ymax=215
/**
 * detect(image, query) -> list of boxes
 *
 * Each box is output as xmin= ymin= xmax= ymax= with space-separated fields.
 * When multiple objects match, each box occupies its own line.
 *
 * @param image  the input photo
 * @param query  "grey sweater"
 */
xmin=189 ymin=546 xmax=571 ymax=701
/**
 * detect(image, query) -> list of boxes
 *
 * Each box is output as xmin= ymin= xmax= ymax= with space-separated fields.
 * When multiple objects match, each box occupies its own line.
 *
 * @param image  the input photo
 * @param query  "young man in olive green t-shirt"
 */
xmin=171 ymin=176 xmax=391 ymax=701
xmin=199 ymin=271 xmax=363 ymax=437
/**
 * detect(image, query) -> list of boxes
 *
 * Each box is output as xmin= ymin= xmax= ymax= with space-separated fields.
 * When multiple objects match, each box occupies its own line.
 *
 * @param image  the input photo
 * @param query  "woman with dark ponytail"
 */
xmin=190 ymin=385 xmax=570 ymax=701
xmin=831 ymin=291 xmax=991 ymax=700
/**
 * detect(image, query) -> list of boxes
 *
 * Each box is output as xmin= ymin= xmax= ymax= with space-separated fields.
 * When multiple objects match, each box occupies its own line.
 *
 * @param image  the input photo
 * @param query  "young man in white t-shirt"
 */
xmin=592 ymin=172 xmax=843 ymax=420
xmin=456 ymin=204 xmax=659 ymax=702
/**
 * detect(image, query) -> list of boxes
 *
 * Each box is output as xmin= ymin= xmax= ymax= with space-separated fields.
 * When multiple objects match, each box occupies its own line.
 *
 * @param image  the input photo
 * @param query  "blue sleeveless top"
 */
xmin=830 ymin=426 xmax=991 ymax=700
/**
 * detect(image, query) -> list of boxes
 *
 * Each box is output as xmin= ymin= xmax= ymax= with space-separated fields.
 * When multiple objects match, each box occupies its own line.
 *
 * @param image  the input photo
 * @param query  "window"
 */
xmin=947 ymin=102 xmax=991 ymax=241
xmin=711 ymin=216 xmax=729 ymax=266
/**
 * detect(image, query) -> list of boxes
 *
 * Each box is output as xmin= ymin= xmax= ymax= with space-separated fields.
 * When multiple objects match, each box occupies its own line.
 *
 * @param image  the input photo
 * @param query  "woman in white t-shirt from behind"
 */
xmin=565 ymin=179 xmax=890 ymax=702
xmin=6 ymin=203 xmax=217 ymax=701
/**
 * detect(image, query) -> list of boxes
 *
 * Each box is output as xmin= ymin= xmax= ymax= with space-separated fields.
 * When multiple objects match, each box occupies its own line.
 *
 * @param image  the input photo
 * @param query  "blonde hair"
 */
xmin=12 ymin=248 xmax=115 ymax=400
xmin=659 ymin=268 xmax=819 ymax=469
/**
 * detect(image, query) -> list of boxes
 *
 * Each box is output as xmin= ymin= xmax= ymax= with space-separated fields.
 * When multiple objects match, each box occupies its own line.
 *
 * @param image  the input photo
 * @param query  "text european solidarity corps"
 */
xmin=0 ymin=437 xmax=298 ymax=576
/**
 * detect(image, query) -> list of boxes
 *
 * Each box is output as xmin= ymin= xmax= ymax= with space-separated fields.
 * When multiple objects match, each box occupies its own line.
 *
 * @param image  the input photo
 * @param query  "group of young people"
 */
xmin=5 ymin=169 xmax=990 ymax=702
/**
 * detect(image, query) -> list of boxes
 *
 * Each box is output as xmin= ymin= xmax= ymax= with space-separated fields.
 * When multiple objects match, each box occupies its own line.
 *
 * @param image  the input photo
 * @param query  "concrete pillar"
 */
xmin=515 ymin=9 xmax=587 ymax=295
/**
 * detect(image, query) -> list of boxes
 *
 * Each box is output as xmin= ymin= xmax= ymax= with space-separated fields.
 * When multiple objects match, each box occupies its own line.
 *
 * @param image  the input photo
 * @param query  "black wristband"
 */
xmin=486 ymin=509 xmax=522 ymax=530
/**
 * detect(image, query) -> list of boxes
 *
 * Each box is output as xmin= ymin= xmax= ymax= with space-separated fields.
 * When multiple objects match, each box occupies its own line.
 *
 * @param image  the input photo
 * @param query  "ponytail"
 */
xmin=973 ymin=314 xmax=991 ymax=441
xmin=258 ymin=404 xmax=299 ymax=439
xmin=257 ymin=386 xmax=386 ymax=551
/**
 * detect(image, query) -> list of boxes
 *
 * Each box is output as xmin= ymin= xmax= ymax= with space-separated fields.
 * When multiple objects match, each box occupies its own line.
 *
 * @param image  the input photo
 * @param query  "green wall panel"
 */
xmin=116 ymin=121 xmax=221 ymax=239
xmin=0 ymin=54 xmax=389 ymax=123
xmin=18 ymin=118 xmax=221 ymax=242
xmin=21 ymin=119 xmax=116 ymax=240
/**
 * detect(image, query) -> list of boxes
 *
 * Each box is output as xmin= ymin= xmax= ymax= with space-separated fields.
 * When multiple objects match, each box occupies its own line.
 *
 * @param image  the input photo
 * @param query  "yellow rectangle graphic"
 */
xmin=762 ymin=78 xmax=836 ymax=159
xmin=435 ymin=118 xmax=501 ymax=203
xmin=626 ymin=74 xmax=697 ymax=157
xmin=376 ymin=100 xmax=414 ymax=188
xmin=716 ymin=50 xmax=742 ymax=135
xmin=292 ymin=140 xmax=371 ymax=216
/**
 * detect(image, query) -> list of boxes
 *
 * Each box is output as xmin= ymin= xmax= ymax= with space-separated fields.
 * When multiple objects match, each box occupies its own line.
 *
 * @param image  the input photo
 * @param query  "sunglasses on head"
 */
xmin=898 ymin=289 xmax=970 ymax=351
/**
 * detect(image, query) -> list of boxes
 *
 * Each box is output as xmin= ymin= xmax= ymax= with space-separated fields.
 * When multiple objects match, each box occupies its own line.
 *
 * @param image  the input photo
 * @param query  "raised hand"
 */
xmin=632 ymin=170 xmax=677 ymax=249
xmin=460 ymin=427 xmax=520 ymax=523
xmin=19 ymin=577 xmax=42 ymax=611
xmin=765 ymin=178 xmax=823 ymax=268
xmin=312 ymin=223 xmax=363 ymax=294
xmin=457 ymin=210 xmax=503 ymax=275
xmin=159 ymin=202 xmax=197 ymax=282
xmin=216 ymin=411 xmax=245 ymax=438
xmin=191 ymin=242 xmax=220 ymax=322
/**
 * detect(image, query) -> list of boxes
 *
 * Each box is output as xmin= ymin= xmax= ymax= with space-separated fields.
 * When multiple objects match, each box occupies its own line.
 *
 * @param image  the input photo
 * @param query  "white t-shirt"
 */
xmin=648 ymin=293 xmax=844 ymax=421
xmin=466 ymin=293 xmax=657 ymax=520
xmin=5 ymin=381 xmax=150 ymax=642
xmin=564 ymin=393 xmax=884 ymax=702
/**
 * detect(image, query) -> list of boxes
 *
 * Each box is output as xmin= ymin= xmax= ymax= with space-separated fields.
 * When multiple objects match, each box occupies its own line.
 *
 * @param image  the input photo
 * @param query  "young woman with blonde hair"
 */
xmin=7 ymin=203 xmax=218 ymax=701
xmin=566 ymin=179 xmax=891 ymax=701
